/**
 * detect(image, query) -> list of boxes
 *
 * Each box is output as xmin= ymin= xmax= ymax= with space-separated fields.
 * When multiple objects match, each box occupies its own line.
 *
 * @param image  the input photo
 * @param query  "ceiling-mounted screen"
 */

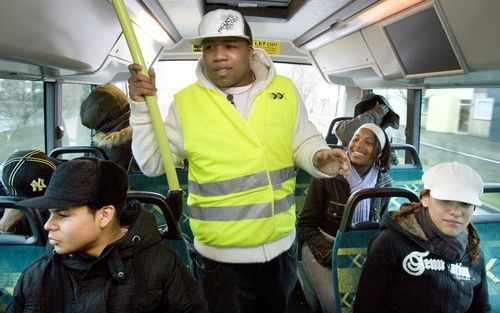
xmin=383 ymin=5 xmax=464 ymax=77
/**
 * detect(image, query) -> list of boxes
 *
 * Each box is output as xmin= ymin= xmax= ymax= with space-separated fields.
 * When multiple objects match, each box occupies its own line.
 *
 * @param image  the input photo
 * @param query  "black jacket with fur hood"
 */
xmin=353 ymin=211 xmax=491 ymax=313
xmin=7 ymin=201 xmax=208 ymax=313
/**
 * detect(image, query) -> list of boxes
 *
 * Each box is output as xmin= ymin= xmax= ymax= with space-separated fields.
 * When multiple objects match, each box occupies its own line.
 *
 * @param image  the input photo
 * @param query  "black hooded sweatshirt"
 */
xmin=353 ymin=211 xmax=491 ymax=313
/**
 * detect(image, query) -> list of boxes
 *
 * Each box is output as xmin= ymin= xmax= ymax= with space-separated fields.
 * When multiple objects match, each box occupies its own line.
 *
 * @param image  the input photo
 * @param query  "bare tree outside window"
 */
xmin=0 ymin=79 xmax=44 ymax=162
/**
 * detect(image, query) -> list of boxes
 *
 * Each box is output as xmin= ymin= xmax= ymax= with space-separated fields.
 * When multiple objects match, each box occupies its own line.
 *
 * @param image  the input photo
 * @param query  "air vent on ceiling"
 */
xmin=204 ymin=0 xmax=305 ymax=20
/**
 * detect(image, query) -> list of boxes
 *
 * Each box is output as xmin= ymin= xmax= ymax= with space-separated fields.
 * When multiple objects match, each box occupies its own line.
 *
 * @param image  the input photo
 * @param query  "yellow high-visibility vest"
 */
xmin=174 ymin=75 xmax=297 ymax=247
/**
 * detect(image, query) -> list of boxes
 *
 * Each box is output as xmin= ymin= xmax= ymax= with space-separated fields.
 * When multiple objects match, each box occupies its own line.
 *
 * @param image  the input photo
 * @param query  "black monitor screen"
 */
xmin=384 ymin=6 xmax=462 ymax=76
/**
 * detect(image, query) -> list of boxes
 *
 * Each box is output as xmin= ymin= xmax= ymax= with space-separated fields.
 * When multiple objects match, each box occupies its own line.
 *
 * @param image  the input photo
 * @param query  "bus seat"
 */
xmin=126 ymin=191 xmax=192 ymax=271
xmin=325 ymin=117 xmax=352 ymax=145
xmin=49 ymin=146 xmax=109 ymax=161
xmin=473 ymin=214 xmax=500 ymax=311
xmin=473 ymin=183 xmax=500 ymax=311
xmin=128 ymin=162 xmax=192 ymax=239
xmin=388 ymin=144 xmax=424 ymax=210
xmin=294 ymin=168 xmax=316 ymax=311
xmin=332 ymin=188 xmax=418 ymax=313
xmin=0 ymin=197 xmax=47 ymax=311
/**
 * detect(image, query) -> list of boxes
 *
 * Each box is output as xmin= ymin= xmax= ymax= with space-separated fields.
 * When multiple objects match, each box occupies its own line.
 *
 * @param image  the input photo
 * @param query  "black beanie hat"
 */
xmin=17 ymin=158 xmax=128 ymax=212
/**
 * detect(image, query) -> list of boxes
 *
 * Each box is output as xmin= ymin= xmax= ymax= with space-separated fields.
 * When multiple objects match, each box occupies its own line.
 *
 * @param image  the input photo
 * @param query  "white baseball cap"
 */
xmin=191 ymin=9 xmax=252 ymax=45
xmin=422 ymin=162 xmax=483 ymax=206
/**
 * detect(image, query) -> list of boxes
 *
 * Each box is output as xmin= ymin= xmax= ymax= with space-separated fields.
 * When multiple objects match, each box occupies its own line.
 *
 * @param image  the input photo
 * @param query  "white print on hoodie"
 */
xmin=402 ymin=250 xmax=471 ymax=280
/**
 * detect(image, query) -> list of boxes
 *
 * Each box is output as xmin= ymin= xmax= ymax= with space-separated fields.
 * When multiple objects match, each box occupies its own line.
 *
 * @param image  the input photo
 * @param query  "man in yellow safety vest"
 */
xmin=127 ymin=8 xmax=350 ymax=313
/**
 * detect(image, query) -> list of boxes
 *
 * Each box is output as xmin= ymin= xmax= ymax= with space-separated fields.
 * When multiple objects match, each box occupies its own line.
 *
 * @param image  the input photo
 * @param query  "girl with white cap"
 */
xmin=298 ymin=123 xmax=392 ymax=313
xmin=354 ymin=162 xmax=491 ymax=313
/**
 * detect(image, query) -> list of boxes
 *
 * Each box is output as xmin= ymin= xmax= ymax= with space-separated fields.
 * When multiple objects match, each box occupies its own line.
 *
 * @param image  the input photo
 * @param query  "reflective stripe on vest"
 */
xmin=189 ymin=192 xmax=295 ymax=221
xmin=188 ymin=166 xmax=295 ymax=196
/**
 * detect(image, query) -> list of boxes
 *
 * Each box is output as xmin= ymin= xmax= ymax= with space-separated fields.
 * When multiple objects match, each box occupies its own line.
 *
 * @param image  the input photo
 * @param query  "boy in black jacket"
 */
xmin=7 ymin=158 xmax=208 ymax=313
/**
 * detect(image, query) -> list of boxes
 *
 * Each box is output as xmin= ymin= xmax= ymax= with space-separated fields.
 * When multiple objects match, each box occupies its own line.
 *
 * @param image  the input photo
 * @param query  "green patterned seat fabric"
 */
xmin=474 ymin=215 xmax=500 ymax=312
xmin=332 ymin=229 xmax=378 ymax=313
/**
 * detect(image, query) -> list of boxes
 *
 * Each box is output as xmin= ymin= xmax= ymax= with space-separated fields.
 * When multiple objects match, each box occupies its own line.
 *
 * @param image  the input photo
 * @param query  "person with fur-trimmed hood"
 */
xmin=80 ymin=84 xmax=133 ymax=169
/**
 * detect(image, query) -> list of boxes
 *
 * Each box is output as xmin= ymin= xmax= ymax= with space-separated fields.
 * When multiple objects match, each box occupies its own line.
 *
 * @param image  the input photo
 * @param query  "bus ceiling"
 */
xmin=305 ymin=0 xmax=500 ymax=88
xmin=0 ymin=0 xmax=499 ymax=88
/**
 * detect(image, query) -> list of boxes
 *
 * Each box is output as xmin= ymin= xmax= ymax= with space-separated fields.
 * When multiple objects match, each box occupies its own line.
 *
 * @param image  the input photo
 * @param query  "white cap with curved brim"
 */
xmin=190 ymin=9 xmax=252 ymax=45
xmin=422 ymin=162 xmax=484 ymax=206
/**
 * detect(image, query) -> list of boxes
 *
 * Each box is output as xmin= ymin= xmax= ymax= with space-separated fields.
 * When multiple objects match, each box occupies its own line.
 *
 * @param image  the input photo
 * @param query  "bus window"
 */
xmin=154 ymin=61 xmax=198 ymax=116
xmin=61 ymin=84 xmax=92 ymax=147
xmin=274 ymin=63 xmax=344 ymax=136
xmin=420 ymin=88 xmax=500 ymax=180
xmin=420 ymin=88 xmax=500 ymax=211
xmin=0 ymin=79 xmax=44 ymax=162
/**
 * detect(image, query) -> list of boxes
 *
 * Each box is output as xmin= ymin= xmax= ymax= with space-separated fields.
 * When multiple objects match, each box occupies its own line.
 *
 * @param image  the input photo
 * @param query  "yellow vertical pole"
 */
xmin=112 ymin=0 xmax=180 ymax=191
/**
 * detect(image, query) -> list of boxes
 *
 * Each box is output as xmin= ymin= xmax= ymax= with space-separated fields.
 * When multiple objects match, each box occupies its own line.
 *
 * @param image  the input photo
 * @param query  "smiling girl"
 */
xmin=298 ymin=123 xmax=392 ymax=313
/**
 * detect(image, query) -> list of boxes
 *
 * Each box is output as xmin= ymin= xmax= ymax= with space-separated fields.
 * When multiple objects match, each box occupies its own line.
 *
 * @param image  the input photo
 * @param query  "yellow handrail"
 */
xmin=112 ymin=0 xmax=180 ymax=191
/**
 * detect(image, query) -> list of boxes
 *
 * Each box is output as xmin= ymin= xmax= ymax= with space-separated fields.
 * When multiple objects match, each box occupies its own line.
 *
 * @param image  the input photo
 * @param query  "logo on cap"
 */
xmin=30 ymin=178 xmax=47 ymax=192
xmin=218 ymin=14 xmax=239 ymax=33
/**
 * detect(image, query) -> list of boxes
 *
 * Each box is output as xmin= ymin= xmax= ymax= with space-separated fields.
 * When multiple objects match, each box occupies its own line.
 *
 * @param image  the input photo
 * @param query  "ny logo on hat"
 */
xmin=218 ymin=14 xmax=239 ymax=33
xmin=30 ymin=178 xmax=47 ymax=192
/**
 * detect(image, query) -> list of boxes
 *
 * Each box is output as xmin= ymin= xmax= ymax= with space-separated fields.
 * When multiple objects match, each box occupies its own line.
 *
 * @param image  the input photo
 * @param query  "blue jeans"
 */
xmin=195 ymin=242 xmax=298 ymax=313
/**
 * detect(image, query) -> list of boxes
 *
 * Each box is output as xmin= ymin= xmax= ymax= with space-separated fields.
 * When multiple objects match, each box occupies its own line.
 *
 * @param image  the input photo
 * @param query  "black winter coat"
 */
xmin=7 ymin=201 xmax=208 ymax=313
xmin=353 ymin=212 xmax=491 ymax=313
xmin=298 ymin=171 xmax=392 ymax=266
